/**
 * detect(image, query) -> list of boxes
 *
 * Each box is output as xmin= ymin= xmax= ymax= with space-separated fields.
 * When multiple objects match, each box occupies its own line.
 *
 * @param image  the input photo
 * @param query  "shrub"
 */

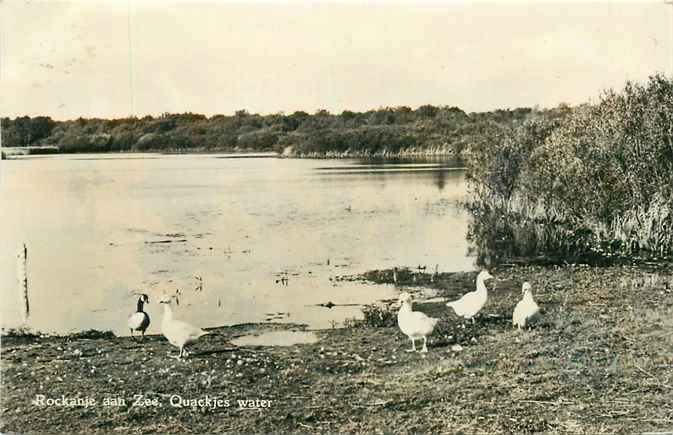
xmin=349 ymin=303 xmax=397 ymax=328
xmin=466 ymin=74 xmax=673 ymax=263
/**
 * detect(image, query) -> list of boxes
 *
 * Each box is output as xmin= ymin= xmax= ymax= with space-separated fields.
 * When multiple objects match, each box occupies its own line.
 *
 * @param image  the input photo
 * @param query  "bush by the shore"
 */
xmin=467 ymin=74 xmax=673 ymax=263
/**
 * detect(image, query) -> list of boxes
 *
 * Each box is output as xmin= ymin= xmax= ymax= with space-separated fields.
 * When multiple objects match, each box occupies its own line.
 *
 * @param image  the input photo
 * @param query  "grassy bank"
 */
xmin=2 ymin=264 xmax=673 ymax=433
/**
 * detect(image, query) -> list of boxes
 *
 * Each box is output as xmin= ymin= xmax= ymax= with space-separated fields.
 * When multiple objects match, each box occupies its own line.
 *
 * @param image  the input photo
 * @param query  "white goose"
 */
xmin=513 ymin=282 xmax=540 ymax=330
xmin=159 ymin=294 xmax=209 ymax=358
xmin=446 ymin=270 xmax=494 ymax=324
xmin=128 ymin=294 xmax=150 ymax=341
xmin=397 ymin=292 xmax=439 ymax=353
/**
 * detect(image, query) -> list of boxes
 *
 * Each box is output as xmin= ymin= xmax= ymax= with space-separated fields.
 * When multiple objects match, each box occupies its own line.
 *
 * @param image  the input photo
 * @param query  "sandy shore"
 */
xmin=2 ymin=265 xmax=673 ymax=433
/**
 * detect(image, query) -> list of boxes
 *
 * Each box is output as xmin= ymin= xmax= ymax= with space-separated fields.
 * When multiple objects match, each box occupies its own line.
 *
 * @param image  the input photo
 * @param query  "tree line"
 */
xmin=1 ymin=105 xmax=560 ymax=156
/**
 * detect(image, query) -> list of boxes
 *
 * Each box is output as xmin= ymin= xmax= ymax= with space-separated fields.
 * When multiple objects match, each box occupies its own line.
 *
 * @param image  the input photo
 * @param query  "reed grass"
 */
xmin=466 ymin=76 xmax=673 ymax=264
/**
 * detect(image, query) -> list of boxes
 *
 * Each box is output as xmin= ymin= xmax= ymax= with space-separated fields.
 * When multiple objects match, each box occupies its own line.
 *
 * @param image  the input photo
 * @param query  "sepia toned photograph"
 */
xmin=1 ymin=0 xmax=673 ymax=433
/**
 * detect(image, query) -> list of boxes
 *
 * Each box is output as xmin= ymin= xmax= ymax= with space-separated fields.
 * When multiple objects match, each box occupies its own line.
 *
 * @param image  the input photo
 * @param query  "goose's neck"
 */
xmin=163 ymin=304 xmax=173 ymax=320
xmin=399 ymin=301 xmax=413 ymax=313
xmin=136 ymin=298 xmax=145 ymax=313
xmin=476 ymin=278 xmax=488 ymax=293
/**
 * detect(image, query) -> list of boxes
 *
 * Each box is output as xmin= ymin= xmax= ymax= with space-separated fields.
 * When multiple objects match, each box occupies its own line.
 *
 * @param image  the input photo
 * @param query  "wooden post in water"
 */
xmin=17 ymin=243 xmax=29 ymax=322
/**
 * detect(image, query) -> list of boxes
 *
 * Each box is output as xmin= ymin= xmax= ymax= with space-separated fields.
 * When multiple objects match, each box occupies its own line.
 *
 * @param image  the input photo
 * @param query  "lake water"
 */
xmin=0 ymin=153 xmax=474 ymax=335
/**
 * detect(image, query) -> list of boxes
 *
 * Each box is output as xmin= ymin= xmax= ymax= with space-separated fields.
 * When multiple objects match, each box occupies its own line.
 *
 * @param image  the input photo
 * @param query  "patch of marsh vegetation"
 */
xmin=466 ymin=74 xmax=673 ymax=265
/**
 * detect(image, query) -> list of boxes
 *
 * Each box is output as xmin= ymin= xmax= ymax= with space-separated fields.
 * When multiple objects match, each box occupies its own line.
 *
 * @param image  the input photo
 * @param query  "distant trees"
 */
xmin=417 ymin=104 xmax=439 ymax=118
xmin=297 ymin=125 xmax=417 ymax=155
xmin=1 ymin=105 xmax=544 ymax=156
xmin=1 ymin=116 xmax=56 ymax=147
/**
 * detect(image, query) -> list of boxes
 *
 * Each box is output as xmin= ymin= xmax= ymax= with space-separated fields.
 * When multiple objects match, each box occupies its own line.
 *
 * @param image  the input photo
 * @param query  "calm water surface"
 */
xmin=0 ymin=153 xmax=474 ymax=335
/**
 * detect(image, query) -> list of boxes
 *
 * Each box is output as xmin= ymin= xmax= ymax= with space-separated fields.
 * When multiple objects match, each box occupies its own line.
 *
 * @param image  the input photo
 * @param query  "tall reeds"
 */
xmin=466 ymin=75 xmax=673 ymax=264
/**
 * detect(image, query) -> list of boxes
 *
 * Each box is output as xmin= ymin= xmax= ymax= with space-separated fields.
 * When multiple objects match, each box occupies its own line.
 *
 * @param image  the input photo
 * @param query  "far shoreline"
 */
xmin=2 ymin=146 xmax=465 ymax=161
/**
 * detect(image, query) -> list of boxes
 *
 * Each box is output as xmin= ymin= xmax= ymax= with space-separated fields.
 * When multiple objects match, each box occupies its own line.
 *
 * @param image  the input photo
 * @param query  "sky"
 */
xmin=1 ymin=0 xmax=671 ymax=120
